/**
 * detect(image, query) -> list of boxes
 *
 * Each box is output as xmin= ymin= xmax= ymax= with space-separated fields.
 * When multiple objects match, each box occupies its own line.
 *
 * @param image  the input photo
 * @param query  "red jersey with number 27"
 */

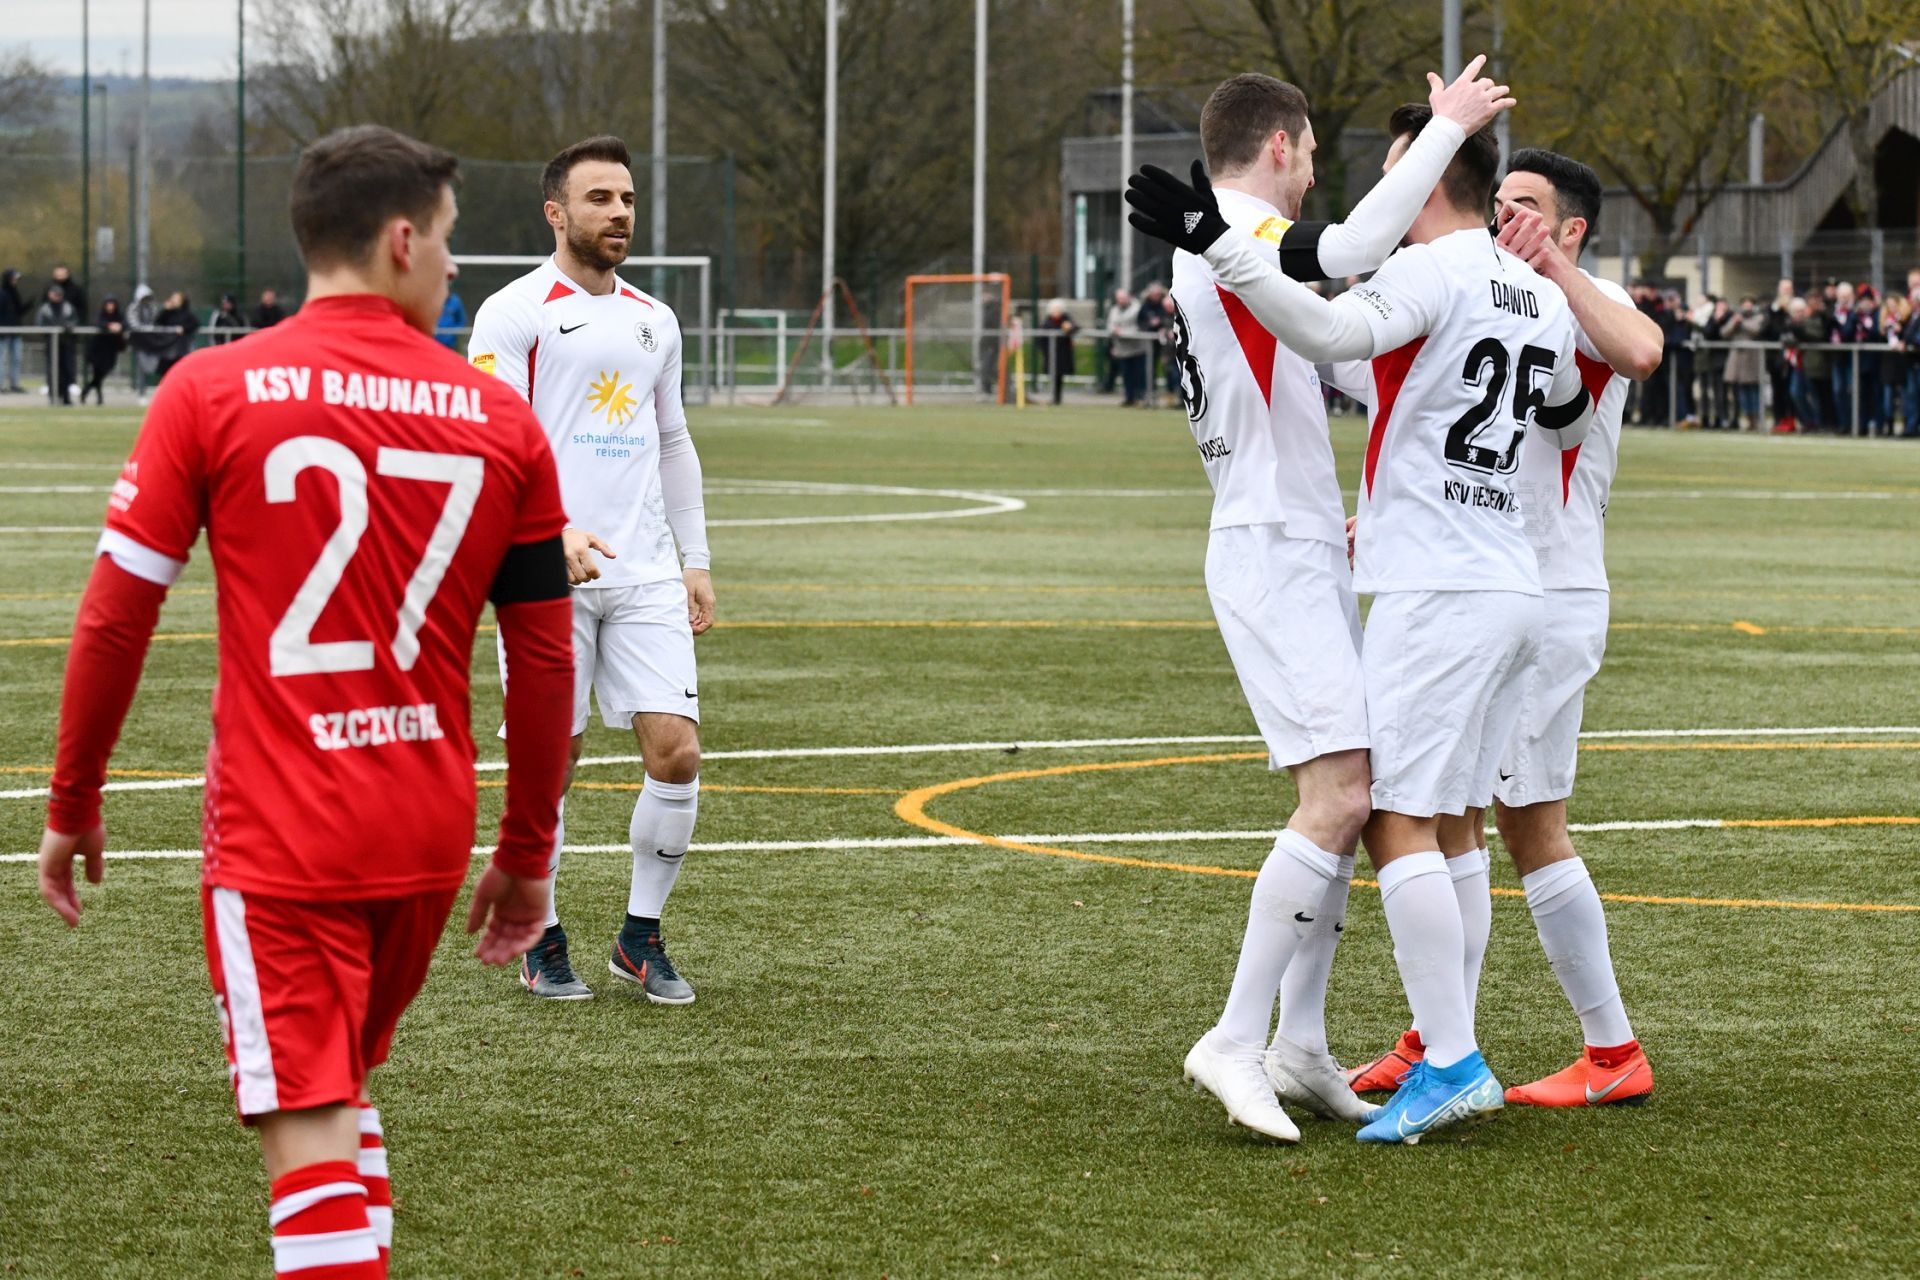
xmin=102 ymin=294 xmax=567 ymax=900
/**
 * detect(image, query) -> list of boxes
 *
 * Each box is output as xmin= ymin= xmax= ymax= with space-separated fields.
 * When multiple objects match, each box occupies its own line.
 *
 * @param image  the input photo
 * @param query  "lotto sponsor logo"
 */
xmin=1252 ymin=215 xmax=1291 ymax=244
xmin=240 ymin=365 xmax=490 ymax=422
xmin=470 ymin=351 xmax=497 ymax=375
xmin=308 ymin=702 xmax=446 ymax=753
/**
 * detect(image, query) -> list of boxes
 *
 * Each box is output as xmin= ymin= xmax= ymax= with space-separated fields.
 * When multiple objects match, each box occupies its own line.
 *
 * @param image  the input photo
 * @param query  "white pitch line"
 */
xmin=0 ymin=486 xmax=110 ymax=494
xmin=0 ymin=526 xmax=104 ymax=534
xmin=0 ymin=818 xmax=1833 ymax=863
xmin=9 ymin=726 xmax=1920 ymax=800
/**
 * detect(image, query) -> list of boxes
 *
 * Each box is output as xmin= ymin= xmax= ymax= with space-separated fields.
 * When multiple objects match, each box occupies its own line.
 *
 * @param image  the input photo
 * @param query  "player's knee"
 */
xmin=1298 ymin=779 xmax=1371 ymax=851
xmin=648 ymin=735 xmax=701 ymax=784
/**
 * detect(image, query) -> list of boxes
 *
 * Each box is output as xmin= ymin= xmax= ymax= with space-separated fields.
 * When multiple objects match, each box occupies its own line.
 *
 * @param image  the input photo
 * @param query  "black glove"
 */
xmin=1125 ymin=160 xmax=1230 ymax=255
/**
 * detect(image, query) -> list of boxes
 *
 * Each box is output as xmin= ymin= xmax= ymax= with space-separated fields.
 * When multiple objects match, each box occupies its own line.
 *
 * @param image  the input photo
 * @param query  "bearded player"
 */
xmin=38 ymin=125 xmax=575 ymax=1277
xmin=468 ymin=135 xmax=713 ymax=1005
xmin=1131 ymin=105 xmax=1595 ymax=1144
xmin=1133 ymin=59 xmax=1513 ymax=1142
xmin=1345 ymin=149 xmax=1661 ymax=1108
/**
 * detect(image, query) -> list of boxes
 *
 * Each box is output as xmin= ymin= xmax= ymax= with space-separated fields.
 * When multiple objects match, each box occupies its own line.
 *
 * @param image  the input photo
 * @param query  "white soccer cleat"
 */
xmin=1183 ymin=1034 xmax=1301 ymax=1144
xmin=1264 ymin=1035 xmax=1381 ymax=1123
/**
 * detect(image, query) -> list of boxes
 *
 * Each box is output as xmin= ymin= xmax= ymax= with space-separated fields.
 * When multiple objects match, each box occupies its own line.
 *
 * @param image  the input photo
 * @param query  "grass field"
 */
xmin=3 ymin=398 xmax=1918 ymax=1278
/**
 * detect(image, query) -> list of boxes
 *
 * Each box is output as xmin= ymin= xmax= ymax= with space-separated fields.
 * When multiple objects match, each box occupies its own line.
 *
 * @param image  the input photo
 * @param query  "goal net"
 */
xmin=904 ymin=273 xmax=1011 ymax=404
xmin=449 ymin=255 xmax=712 ymax=404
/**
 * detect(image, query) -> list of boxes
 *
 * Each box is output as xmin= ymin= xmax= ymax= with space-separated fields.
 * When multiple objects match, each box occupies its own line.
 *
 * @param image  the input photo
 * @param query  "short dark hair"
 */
xmin=1200 ymin=74 xmax=1310 ymax=176
xmin=290 ymin=126 xmax=459 ymax=270
xmin=542 ymin=135 xmax=633 ymax=205
xmin=1506 ymin=148 xmax=1603 ymax=252
xmin=1387 ymin=102 xmax=1499 ymax=217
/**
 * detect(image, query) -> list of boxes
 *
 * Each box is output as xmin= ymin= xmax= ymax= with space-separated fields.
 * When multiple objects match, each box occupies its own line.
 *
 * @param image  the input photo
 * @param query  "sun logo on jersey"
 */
xmin=587 ymin=370 xmax=639 ymax=426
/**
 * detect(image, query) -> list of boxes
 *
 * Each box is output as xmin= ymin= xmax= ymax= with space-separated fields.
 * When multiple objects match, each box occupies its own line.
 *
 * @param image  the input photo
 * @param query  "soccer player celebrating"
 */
xmin=467 ymin=135 xmax=713 ymax=1005
xmin=1141 ymin=60 xmax=1513 ymax=1142
xmin=37 ymin=125 xmax=575 ymax=1278
xmin=1130 ymin=105 xmax=1595 ymax=1144
xmin=1345 ymin=150 xmax=1661 ymax=1107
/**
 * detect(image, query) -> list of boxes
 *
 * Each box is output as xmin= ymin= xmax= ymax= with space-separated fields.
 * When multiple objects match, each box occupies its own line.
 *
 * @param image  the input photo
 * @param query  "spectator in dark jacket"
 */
xmin=1895 ymin=289 xmax=1920 ymax=438
xmin=1801 ymin=291 xmax=1835 ymax=428
xmin=33 ymin=285 xmax=78 ymax=405
xmin=1762 ymin=278 xmax=1796 ymax=429
xmin=251 ymin=288 xmax=286 ymax=329
xmin=0 ymin=268 xmax=25 ymax=393
xmin=208 ymin=293 xmax=248 ymax=345
xmin=1037 ymin=299 xmax=1077 ymax=406
xmin=1698 ymin=296 xmax=1734 ymax=428
xmin=48 ymin=264 xmax=87 ymax=330
xmin=84 ymin=297 xmax=128 ymax=404
xmin=154 ymin=291 xmax=199 ymax=381
xmin=1827 ymin=282 xmax=1869 ymax=434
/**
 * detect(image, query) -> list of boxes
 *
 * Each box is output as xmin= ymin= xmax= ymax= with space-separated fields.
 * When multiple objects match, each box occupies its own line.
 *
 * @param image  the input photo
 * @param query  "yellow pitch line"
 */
xmin=0 ymin=766 xmax=201 ymax=778
xmin=474 ymin=780 xmax=890 ymax=795
xmin=893 ymin=753 xmax=1920 ymax=914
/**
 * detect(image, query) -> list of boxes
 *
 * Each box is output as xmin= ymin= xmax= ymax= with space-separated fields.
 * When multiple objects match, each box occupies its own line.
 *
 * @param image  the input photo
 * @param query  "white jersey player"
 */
xmin=467 ymin=135 xmax=713 ymax=1006
xmin=1124 ymin=59 xmax=1517 ymax=1143
xmin=1174 ymin=105 xmax=1595 ymax=1144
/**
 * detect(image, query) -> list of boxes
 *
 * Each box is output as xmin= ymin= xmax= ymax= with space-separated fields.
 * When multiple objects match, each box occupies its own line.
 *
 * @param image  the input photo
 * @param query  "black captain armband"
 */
xmin=489 ymin=534 xmax=570 ymax=605
xmin=1277 ymin=220 xmax=1331 ymax=284
xmin=1535 ymin=387 xmax=1593 ymax=432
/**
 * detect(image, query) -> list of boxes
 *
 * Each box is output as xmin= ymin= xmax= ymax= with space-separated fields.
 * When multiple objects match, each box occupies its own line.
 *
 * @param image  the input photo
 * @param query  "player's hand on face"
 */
xmin=38 ymin=823 xmax=105 ymax=927
xmin=1496 ymin=201 xmax=1560 ymax=274
xmin=684 ymin=568 xmax=715 ymax=635
xmin=561 ymin=526 xmax=614 ymax=585
xmin=466 ymin=863 xmax=550 ymax=965
xmin=1426 ymin=54 xmax=1515 ymax=135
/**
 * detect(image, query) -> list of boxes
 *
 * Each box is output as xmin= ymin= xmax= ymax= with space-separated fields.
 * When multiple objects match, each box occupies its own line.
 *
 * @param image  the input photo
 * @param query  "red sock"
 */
xmin=357 ymin=1105 xmax=392 ymax=1266
xmin=269 ymin=1160 xmax=383 ymax=1278
xmin=1586 ymin=1039 xmax=1641 ymax=1070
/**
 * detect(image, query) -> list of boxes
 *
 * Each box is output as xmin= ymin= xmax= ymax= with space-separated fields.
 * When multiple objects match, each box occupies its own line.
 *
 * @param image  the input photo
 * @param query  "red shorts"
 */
xmin=201 ymin=884 xmax=458 ymax=1120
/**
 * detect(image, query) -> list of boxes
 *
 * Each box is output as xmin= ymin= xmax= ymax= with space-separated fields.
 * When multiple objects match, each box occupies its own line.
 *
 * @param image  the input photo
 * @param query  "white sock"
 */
xmin=1449 ymin=846 xmax=1493 ymax=1040
xmin=1377 ymin=851 xmax=1475 ymax=1070
xmin=543 ymin=796 xmax=565 ymax=929
xmin=627 ymin=776 xmax=699 ymax=919
xmin=1212 ymin=831 xmax=1340 ymax=1047
xmin=1522 ymin=857 xmax=1634 ymax=1048
xmin=1273 ymin=854 xmax=1355 ymax=1056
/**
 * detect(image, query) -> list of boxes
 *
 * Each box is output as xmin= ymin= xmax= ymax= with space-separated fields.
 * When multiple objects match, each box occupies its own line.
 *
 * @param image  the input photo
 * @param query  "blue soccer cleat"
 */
xmin=1356 ymin=1051 xmax=1503 ymax=1145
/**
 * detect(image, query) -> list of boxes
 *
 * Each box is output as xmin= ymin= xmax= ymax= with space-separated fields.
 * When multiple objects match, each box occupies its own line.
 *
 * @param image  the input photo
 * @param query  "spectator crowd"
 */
xmin=0 ymin=267 xmax=472 ymax=405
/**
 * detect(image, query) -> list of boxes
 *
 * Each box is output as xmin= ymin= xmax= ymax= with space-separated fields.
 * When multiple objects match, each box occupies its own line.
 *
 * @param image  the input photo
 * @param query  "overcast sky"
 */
xmin=8 ymin=0 xmax=239 ymax=80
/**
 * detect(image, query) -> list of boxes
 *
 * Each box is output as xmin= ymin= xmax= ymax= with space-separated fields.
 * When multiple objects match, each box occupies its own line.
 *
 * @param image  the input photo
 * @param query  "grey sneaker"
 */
xmin=1265 ymin=1035 xmax=1379 ymax=1122
xmin=519 ymin=925 xmax=594 ymax=1000
xmin=608 ymin=927 xmax=696 ymax=1005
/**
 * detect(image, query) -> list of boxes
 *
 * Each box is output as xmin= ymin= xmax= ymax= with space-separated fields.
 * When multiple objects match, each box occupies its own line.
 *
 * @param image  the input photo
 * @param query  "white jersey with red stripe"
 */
xmin=467 ymin=257 xmax=686 ymax=588
xmin=1168 ymin=188 xmax=1345 ymax=545
xmin=1345 ymin=228 xmax=1588 ymax=596
xmin=1515 ymin=271 xmax=1631 ymax=592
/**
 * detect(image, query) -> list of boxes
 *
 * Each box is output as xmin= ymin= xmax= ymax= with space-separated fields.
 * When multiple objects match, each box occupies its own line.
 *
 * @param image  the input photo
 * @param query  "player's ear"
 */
xmin=1564 ymin=216 xmax=1588 ymax=252
xmin=387 ymin=217 xmax=415 ymax=273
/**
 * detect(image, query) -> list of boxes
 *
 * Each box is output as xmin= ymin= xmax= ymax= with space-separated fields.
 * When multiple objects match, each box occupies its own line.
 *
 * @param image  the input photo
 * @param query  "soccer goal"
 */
xmin=450 ymin=255 xmax=713 ymax=404
xmin=903 ymin=273 xmax=1011 ymax=405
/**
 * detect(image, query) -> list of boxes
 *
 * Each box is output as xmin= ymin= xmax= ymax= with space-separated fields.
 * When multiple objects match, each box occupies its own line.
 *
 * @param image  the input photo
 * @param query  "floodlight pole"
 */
xmin=1443 ymin=0 xmax=1462 ymax=78
xmin=82 ymin=0 xmax=91 ymax=292
xmin=821 ymin=0 xmax=838 ymax=383
xmin=972 ymin=0 xmax=987 ymax=388
xmin=237 ymin=0 xmax=247 ymax=303
xmin=136 ymin=0 xmax=151 ymax=294
xmin=651 ymin=0 xmax=668 ymax=294
xmin=1119 ymin=0 xmax=1134 ymax=294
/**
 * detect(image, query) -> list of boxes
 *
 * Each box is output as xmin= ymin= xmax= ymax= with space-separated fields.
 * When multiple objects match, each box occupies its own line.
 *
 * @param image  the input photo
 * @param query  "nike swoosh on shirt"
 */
xmin=1294 ymin=911 xmax=1316 ymax=924
xmin=559 ymin=322 xmax=589 ymax=334
xmin=1584 ymin=1063 xmax=1645 ymax=1104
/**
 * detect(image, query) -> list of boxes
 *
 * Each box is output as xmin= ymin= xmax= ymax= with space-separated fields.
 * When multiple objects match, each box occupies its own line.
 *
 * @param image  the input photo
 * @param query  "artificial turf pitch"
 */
xmin=1 ymin=399 xmax=1916 ymax=1277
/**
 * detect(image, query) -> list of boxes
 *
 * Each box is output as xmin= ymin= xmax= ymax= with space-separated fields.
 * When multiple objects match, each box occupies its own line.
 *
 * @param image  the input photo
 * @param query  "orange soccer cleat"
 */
xmin=1344 ymin=1028 xmax=1425 ymax=1094
xmin=1505 ymin=1042 xmax=1653 ymax=1108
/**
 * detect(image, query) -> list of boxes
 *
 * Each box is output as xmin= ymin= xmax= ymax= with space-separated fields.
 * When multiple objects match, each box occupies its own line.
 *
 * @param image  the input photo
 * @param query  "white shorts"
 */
xmin=1495 ymin=588 xmax=1609 ymax=807
xmin=1205 ymin=525 xmax=1369 ymax=770
xmin=498 ymin=578 xmax=698 ymax=737
xmin=1363 ymin=589 xmax=1542 ymax=817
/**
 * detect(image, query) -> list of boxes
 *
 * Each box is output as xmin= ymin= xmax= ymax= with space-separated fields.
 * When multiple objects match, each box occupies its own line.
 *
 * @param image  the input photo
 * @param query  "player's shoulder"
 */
xmin=1582 ymin=271 xmax=1634 ymax=307
xmin=610 ymin=276 xmax=680 ymax=324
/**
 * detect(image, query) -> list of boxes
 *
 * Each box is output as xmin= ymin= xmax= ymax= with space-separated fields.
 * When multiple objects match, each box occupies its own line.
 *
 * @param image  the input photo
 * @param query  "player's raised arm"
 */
xmin=1282 ymin=55 xmax=1512 ymax=281
xmin=1498 ymin=202 xmax=1662 ymax=381
xmin=654 ymin=319 xmax=714 ymax=633
xmin=40 ymin=379 xmax=205 ymax=925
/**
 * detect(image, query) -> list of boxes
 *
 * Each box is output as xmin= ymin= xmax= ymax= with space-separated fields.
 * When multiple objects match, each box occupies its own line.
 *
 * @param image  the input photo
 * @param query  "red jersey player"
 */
xmin=36 ymin=126 xmax=576 ymax=1279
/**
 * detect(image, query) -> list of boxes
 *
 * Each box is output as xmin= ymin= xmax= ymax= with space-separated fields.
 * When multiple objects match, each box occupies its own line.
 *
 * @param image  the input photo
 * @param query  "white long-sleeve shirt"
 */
xmin=467 ymin=257 xmax=707 ymax=588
